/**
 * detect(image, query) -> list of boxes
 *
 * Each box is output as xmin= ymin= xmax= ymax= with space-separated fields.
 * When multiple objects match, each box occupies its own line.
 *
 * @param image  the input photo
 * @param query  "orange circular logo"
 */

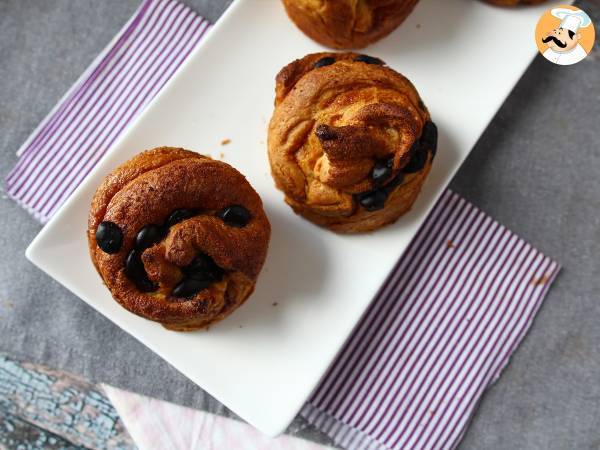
xmin=535 ymin=5 xmax=595 ymax=66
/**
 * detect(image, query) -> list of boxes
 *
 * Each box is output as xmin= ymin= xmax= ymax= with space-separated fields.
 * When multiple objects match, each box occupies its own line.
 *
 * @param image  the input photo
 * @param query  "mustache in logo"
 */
xmin=542 ymin=35 xmax=567 ymax=48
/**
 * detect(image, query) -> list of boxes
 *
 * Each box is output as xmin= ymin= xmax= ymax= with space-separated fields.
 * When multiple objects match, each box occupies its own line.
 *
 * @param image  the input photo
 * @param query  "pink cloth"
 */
xmin=103 ymin=385 xmax=333 ymax=450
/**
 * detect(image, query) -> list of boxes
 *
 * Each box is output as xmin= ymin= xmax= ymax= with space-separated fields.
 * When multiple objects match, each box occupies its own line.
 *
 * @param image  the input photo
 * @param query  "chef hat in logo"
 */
xmin=551 ymin=8 xmax=592 ymax=34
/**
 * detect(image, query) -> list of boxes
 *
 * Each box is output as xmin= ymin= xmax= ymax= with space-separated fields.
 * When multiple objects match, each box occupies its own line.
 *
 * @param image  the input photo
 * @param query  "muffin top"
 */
xmin=281 ymin=0 xmax=420 ymax=48
xmin=268 ymin=53 xmax=433 ymax=225
xmin=88 ymin=147 xmax=270 ymax=329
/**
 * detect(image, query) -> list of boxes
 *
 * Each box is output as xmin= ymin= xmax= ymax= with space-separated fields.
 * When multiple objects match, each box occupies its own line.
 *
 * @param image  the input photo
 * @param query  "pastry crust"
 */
xmin=481 ymin=0 xmax=547 ymax=6
xmin=281 ymin=0 xmax=419 ymax=49
xmin=88 ymin=147 xmax=270 ymax=331
xmin=268 ymin=52 xmax=436 ymax=233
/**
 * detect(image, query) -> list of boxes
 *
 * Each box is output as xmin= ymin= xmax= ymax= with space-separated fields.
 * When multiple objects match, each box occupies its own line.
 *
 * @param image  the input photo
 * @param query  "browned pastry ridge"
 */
xmin=281 ymin=0 xmax=420 ymax=49
xmin=481 ymin=0 xmax=547 ymax=5
xmin=88 ymin=148 xmax=270 ymax=331
xmin=268 ymin=53 xmax=437 ymax=233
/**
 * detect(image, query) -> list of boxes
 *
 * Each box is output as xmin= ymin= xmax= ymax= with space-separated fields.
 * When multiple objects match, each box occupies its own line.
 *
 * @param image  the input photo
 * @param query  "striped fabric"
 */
xmin=5 ymin=1 xmax=561 ymax=449
xmin=301 ymin=190 xmax=560 ymax=450
xmin=5 ymin=0 xmax=211 ymax=222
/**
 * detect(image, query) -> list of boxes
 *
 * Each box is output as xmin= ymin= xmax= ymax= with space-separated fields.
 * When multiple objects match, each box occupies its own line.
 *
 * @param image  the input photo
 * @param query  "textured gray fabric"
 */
xmin=0 ymin=0 xmax=598 ymax=448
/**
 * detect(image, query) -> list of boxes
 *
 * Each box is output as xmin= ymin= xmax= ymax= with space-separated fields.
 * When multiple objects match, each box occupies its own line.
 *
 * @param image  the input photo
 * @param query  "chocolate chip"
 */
xmin=217 ymin=205 xmax=251 ymax=228
xmin=182 ymin=253 xmax=224 ymax=282
xmin=125 ymin=250 xmax=156 ymax=292
xmin=315 ymin=124 xmax=337 ymax=141
xmin=420 ymin=121 xmax=438 ymax=156
xmin=135 ymin=224 xmax=164 ymax=250
xmin=172 ymin=278 xmax=211 ymax=298
xmin=355 ymin=190 xmax=388 ymax=211
xmin=372 ymin=160 xmax=393 ymax=187
xmin=353 ymin=54 xmax=384 ymax=65
xmin=165 ymin=208 xmax=198 ymax=228
xmin=313 ymin=56 xmax=335 ymax=68
xmin=402 ymin=138 xmax=428 ymax=174
xmin=95 ymin=221 xmax=123 ymax=254
xmin=382 ymin=172 xmax=405 ymax=194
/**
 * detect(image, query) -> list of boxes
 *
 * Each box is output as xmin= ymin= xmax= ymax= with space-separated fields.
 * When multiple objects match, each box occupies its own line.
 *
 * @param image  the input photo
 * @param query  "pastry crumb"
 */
xmin=531 ymin=274 xmax=550 ymax=286
xmin=272 ymin=302 xmax=278 ymax=307
xmin=446 ymin=240 xmax=456 ymax=249
xmin=239 ymin=325 xmax=243 ymax=328
xmin=416 ymin=23 xmax=421 ymax=29
xmin=220 ymin=152 xmax=225 ymax=158
xmin=221 ymin=139 xmax=231 ymax=146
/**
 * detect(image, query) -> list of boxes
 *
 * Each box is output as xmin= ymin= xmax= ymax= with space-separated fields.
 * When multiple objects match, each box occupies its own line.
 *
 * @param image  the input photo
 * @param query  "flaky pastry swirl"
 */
xmin=268 ymin=52 xmax=437 ymax=233
xmin=281 ymin=0 xmax=420 ymax=49
xmin=88 ymin=148 xmax=270 ymax=331
xmin=481 ymin=0 xmax=547 ymax=5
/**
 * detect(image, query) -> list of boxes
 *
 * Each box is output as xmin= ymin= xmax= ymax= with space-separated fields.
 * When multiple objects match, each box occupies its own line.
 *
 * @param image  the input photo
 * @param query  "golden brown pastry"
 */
xmin=88 ymin=148 xmax=270 ymax=331
xmin=268 ymin=52 xmax=436 ymax=233
xmin=481 ymin=0 xmax=547 ymax=6
xmin=281 ymin=0 xmax=420 ymax=49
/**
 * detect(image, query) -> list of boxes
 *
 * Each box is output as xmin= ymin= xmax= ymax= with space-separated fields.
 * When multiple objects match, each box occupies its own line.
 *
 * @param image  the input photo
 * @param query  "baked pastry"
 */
xmin=88 ymin=147 xmax=270 ymax=331
xmin=268 ymin=52 xmax=436 ymax=233
xmin=281 ymin=0 xmax=420 ymax=49
xmin=481 ymin=0 xmax=547 ymax=5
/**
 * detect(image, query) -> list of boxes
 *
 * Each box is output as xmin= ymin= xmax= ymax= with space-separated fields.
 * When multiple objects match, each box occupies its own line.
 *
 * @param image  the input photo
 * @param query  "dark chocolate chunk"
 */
xmin=402 ymin=146 xmax=428 ymax=174
xmin=217 ymin=205 xmax=251 ymax=228
xmin=135 ymin=224 xmax=164 ymax=250
xmin=353 ymin=54 xmax=384 ymax=65
xmin=355 ymin=189 xmax=388 ymax=212
xmin=125 ymin=250 xmax=156 ymax=292
xmin=420 ymin=121 xmax=438 ymax=156
xmin=172 ymin=278 xmax=211 ymax=298
xmin=182 ymin=253 xmax=224 ymax=282
xmin=315 ymin=124 xmax=337 ymax=141
xmin=313 ymin=56 xmax=336 ymax=68
xmin=382 ymin=172 xmax=405 ymax=194
xmin=372 ymin=160 xmax=393 ymax=187
xmin=165 ymin=208 xmax=198 ymax=228
xmin=95 ymin=221 xmax=123 ymax=254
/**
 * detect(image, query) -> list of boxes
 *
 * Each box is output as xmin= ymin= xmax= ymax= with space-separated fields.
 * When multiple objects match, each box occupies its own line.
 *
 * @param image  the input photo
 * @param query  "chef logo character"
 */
xmin=535 ymin=6 xmax=595 ymax=66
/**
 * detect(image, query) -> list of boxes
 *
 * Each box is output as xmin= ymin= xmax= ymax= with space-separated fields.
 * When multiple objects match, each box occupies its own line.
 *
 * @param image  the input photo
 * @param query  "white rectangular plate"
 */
xmin=26 ymin=0 xmax=555 ymax=436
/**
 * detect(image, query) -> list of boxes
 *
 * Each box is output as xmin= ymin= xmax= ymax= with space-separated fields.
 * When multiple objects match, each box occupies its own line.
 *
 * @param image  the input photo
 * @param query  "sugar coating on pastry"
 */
xmin=268 ymin=53 xmax=437 ymax=233
xmin=281 ymin=0 xmax=420 ymax=49
xmin=88 ymin=148 xmax=270 ymax=331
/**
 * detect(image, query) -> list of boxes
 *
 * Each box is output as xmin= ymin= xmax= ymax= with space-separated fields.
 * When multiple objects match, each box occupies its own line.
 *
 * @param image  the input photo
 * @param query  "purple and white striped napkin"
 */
xmin=5 ymin=1 xmax=560 ymax=449
xmin=302 ymin=189 xmax=559 ymax=450
xmin=6 ymin=0 xmax=210 ymax=222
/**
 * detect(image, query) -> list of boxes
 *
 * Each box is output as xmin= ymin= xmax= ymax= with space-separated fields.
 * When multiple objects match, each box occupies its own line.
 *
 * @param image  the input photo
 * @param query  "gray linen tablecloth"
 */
xmin=1 ymin=0 xmax=599 ymax=448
